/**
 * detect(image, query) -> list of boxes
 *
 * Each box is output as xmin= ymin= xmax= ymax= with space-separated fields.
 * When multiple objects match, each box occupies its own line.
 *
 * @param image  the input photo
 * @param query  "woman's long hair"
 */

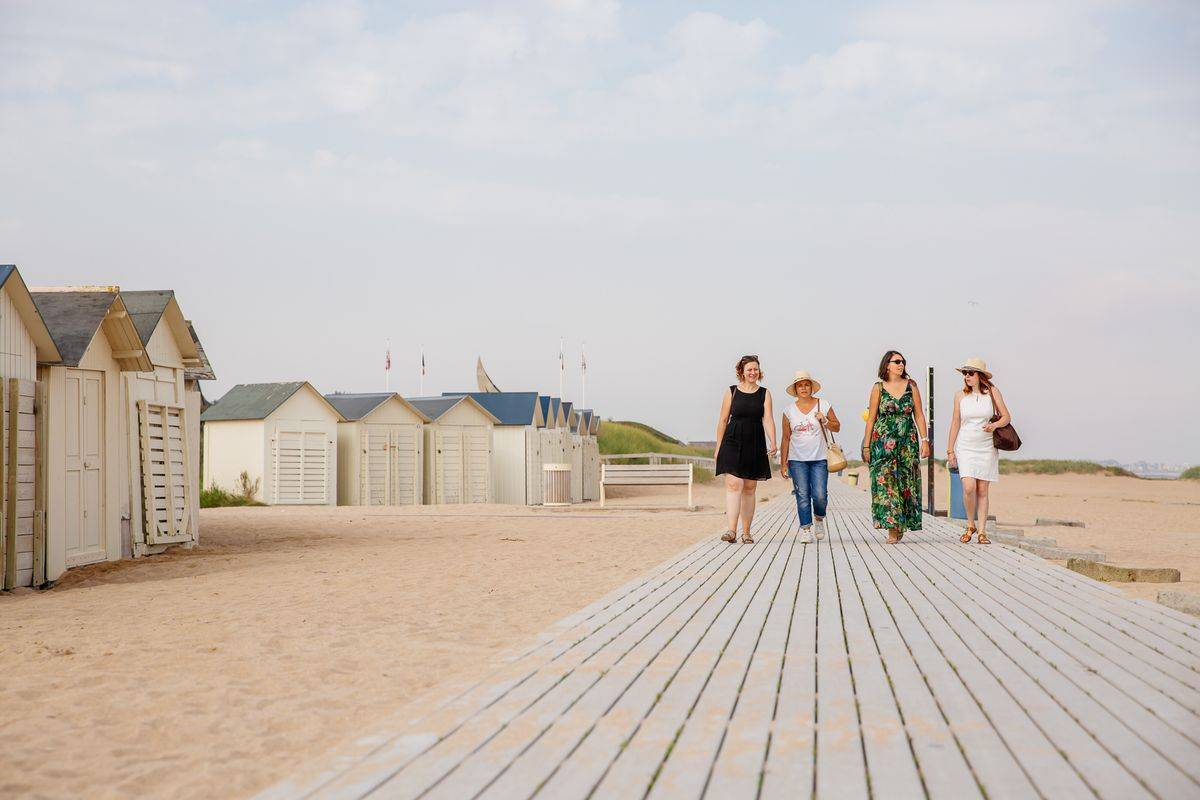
xmin=964 ymin=374 xmax=994 ymax=395
xmin=876 ymin=350 xmax=909 ymax=381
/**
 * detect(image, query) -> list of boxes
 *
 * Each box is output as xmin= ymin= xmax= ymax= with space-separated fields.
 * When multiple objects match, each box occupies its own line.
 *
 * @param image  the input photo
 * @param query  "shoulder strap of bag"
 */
xmin=816 ymin=399 xmax=836 ymax=445
xmin=987 ymin=386 xmax=1000 ymax=419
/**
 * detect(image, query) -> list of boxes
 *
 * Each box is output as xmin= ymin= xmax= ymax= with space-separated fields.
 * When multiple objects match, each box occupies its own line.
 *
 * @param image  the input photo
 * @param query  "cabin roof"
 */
xmin=202 ymin=381 xmax=342 ymax=422
xmin=324 ymin=392 xmax=431 ymax=422
xmin=407 ymin=395 xmax=500 ymax=424
xmin=121 ymin=289 xmax=200 ymax=361
xmin=185 ymin=321 xmax=216 ymax=381
xmin=30 ymin=290 xmax=149 ymax=370
xmin=0 ymin=266 xmax=61 ymax=362
xmin=440 ymin=391 xmax=539 ymax=426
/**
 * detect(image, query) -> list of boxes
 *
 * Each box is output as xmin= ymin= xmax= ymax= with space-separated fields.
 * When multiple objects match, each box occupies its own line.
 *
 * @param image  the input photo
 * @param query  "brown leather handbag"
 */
xmin=988 ymin=390 xmax=1021 ymax=451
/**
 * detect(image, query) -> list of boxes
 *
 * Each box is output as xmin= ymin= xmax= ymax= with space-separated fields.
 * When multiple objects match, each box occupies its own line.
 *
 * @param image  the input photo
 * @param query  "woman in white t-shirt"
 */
xmin=779 ymin=371 xmax=840 ymax=543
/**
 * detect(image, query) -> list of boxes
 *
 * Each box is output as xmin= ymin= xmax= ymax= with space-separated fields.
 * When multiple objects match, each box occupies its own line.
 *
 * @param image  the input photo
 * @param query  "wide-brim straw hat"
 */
xmin=956 ymin=357 xmax=993 ymax=380
xmin=786 ymin=370 xmax=822 ymax=397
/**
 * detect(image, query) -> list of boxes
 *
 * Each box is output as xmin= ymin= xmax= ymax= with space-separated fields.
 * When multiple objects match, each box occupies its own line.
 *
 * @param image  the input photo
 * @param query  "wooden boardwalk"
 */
xmin=262 ymin=481 xmax=1200 ymax=800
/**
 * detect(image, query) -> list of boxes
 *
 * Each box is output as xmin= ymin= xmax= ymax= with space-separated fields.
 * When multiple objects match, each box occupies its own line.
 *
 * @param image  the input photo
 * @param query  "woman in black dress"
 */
xmin=715 ymin=355 xmax=777 ymax=543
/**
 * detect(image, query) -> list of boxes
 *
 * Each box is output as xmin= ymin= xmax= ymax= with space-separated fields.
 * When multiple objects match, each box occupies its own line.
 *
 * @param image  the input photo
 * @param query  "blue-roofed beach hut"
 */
xmin=441 ymin=391 xmax=545 ymax=504
xmin=326 ymin=393 xmax=431 ymax=506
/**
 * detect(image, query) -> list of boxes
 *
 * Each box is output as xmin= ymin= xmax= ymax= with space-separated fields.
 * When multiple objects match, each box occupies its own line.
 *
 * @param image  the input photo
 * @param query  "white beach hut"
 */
xmin=121 ymin=290 xmax=204 ymax=556
xmin=578 ymin=409 xmax=600 ymax=501
xmin=201 ymin=382 xmax=343 ymax=505
xmin=539 ymin=396 xmax=567 ymax=472
xmin=324 ymin=393 xmax=429 ymax=506
xmin=562 ymin=401 xmax=584 ymax=503
xmin=442 ymin=391 xmax=544 ymax=505
xmin=32 ymin=288 xmax=152 ymax=582
xmin=408 ymin=396 xmax=498 ymax=505
xmin=0 ymin=268 xmax=62 ymax=589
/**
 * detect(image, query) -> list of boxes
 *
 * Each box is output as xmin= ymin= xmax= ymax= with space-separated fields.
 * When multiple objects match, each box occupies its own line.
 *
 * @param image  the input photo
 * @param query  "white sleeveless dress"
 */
xmin=955 ymin=392 xmax=1000 ymax=482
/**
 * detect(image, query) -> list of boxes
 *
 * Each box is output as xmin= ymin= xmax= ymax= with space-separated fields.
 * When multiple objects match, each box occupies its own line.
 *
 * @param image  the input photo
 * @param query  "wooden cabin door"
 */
xmin=435 ymin=428 xmax=464 ymax=504
xmin=64 ymin=369 xmax=105 ymax=566
xmin=392 ymin=424 xmax=421 ymax=505
xmin=361 ymin=425 xmax=390 ymax=505
xmin=462 ymin=427 xmax=490 ymax=504
xmin=272 ymin=428 xmax=330 ymax=504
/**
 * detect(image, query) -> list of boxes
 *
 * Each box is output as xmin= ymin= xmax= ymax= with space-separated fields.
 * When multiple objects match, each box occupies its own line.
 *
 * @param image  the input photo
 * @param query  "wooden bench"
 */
xmin=600 ymin=463 xmax=693 ymax=509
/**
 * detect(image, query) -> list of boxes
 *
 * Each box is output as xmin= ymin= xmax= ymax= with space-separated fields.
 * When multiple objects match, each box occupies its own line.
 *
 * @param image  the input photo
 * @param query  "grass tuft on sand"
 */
xmin=1180 ymin=466 xmax=1200 ymax=480
xmin=600 ymin=420 xmax=715 ymax=482
xmin=998 ymin=459 xmax=1136 ymax=477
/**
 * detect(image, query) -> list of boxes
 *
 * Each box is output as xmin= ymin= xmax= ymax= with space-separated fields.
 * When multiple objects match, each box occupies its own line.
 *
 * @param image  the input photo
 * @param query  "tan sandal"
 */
xmin=960 ymin=525 xmax=976 ymax=544
xmin=721 ymin=531 xmax=737 ymax=543
xmin=741 ymin=532 xmax=754 ymax=544
xmin=977 ymin=531 xmax=991 ymax=545
xmin=886 ymin=530 xmax=902 ymax=544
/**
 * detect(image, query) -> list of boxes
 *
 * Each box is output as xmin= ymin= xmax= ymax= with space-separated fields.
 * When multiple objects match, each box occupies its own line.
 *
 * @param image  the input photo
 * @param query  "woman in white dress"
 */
xmin=946 ymin=358 xmax=1011 ymax=544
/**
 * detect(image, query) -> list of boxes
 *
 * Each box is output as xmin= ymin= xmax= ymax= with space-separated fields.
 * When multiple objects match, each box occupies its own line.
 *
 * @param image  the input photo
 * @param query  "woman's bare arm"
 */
xmin=779 ymin=412 xmax=791 ymax=478
xmin=946 ymin=391 xmax=963 ymax=464
xmin=823 ymin=405 xmax=841 ymax=433
xmin=714 ymin=390 xmax=732 ymax=461
xmin=982 ymin=386 xmax=1011 ymax=431
xmin=862 ymin=384 xmax=881 ymax=462
xmin=910 ymin=382 xmax=930 ymax=459
xmin=762 ymin=389 xmax=778 ymax=457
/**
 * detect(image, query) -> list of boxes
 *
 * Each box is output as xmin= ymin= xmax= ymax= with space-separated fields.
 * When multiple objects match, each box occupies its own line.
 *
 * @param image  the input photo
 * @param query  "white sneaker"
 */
xmin=814 ymin=519 xmax=827 ymax=540
xmin=799 ymin=527 xmax=813 ymax=544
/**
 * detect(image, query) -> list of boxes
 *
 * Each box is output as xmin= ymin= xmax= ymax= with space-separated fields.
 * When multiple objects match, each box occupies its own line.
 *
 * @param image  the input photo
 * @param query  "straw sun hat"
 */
xmin=786 ymin=370 xmax=822 ymax=397
xmin=956 ymin=357 xmax=993 ymax=380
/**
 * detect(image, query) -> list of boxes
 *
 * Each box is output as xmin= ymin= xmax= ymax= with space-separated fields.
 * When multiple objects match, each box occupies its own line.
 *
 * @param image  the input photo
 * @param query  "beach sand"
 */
xmin=0 ymin=479 xmax=786 ymax=800
xmin=2 ymin=472 xmax=1196 ymax=798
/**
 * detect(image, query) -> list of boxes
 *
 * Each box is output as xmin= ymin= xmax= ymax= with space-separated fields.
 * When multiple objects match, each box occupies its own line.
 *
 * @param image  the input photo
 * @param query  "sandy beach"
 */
xmin=2 ymin=473 xmax=1196 ymax=798
xmin=0 ymin=480 xmax=786 ymax=800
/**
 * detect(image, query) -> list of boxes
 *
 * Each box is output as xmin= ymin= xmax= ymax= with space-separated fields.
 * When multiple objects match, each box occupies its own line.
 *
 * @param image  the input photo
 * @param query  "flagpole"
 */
xmin=558 ymin=337 xmax=564 ymax=399
xmin=385 ymin=339 xmax=391 ymax=392
xmin=581 ymin=342 xmax=587 ymax=408
xmin=420 ymin=346 xmax=425 ymax=395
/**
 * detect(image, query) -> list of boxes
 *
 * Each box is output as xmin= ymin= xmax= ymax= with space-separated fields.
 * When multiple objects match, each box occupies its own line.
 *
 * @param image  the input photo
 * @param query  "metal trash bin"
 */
xmin=543 ymin=463 xmax=572 ymax=506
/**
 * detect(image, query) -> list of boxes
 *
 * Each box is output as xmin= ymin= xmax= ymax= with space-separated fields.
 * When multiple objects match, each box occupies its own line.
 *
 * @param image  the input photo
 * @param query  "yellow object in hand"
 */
xmin=860 ymin=409 xmax=869 ymax=422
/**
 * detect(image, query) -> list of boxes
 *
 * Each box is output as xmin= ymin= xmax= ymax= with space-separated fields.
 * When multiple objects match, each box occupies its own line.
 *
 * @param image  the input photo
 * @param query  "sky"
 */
xmin=1 ymin=0 xmax=1198 ymax=464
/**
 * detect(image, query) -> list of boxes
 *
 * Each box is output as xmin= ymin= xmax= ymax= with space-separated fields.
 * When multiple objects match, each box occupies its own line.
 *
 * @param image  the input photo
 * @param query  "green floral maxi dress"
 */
xmin=869 ymin=381 xmax=923 ymax=532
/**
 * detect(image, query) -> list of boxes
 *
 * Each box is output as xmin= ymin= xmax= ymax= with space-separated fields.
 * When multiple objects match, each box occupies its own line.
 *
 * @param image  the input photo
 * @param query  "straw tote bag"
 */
xmin=988 ymin=390 xmax=1022 ymax=452
xmin=817 ymin=400 xmax=849 ymax=472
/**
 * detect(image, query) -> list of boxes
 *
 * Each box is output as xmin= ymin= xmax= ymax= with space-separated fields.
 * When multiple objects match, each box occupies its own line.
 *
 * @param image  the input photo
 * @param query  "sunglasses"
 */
xmin=961 ymin=370 xmax=978 ymax=376
xmin=889 ymin=358 xmax=906 ymax=365
xmin=742 ymin=355 xmax=759 ymax=362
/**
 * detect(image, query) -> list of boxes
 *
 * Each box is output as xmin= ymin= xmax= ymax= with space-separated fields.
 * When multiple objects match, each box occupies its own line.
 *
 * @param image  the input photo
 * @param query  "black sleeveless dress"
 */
xmin=715 ymin=386 xmax=772 ymax=481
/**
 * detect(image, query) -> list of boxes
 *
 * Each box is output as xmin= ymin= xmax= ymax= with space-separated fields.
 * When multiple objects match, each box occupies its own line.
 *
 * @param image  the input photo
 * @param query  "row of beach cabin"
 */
xmin=200 ymin=384 xmax=602 ymax=508
xmin=0 ymin=265 xmax=216 ymax=589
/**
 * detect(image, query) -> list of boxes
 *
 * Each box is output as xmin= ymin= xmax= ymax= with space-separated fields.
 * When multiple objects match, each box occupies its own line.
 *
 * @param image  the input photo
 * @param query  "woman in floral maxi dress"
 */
xmin=861 ymin=350 xmax=929 ymax=543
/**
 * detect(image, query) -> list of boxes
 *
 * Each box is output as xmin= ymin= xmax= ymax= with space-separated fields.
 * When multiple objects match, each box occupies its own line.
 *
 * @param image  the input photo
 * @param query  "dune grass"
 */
xmin=599 ymin=421 xmax=715 ymax=482
xmin=1181 ymin=466 xmax=1200 ymax=480
xmin=997 ymin=459 xmax=1136 ymax=477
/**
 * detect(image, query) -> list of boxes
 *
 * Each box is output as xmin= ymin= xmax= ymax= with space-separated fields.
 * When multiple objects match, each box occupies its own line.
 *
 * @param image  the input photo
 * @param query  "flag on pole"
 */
xmin=385 ymin=347 xmax=391 ymax=372
xmin=385 ymin=342 xmax=392 ymax=391
xmin=558 ymin=338 xmax=564 ymax=399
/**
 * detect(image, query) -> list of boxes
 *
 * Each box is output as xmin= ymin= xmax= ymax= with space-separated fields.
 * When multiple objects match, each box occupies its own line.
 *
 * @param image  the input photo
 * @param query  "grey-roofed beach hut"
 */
xmin=120 ymin=290 xmax=205 ymax=556
xmin=442 ymin=391 xmax=545 ymax=505
xmin=408 ymin=396 xmax=497 ymax=505
xmin=539 ymin=397 xmax=568 ymax=490
xmin=326 ymin=393 xmax=429 ymax=506
xmin=32 ymin=288 xmax=151 ymax=584
xmin=201 ymin=382 xmax=343 ymax=505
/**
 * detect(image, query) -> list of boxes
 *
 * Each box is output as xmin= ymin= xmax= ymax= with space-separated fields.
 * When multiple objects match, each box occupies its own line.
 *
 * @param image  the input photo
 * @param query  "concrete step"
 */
xmin=1017 ymin=541 xmax=1105 ymax=561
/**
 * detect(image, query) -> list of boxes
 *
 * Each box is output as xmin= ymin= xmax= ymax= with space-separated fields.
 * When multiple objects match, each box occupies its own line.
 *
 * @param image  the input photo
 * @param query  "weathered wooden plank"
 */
xmin=910 ymin=529 xmax=1200 ymax=794
xmin=303 ymin=511 xmax=784 ymax=800
xmin=839 ymin=513 xmax=1041 ymax=800
xmin=426 ymin=505 xmax=793 ymax=800
xmin=3 ymin=379 xmax=18 ymax=590
xmin=587 ymin=513 xmax=793 ymax=798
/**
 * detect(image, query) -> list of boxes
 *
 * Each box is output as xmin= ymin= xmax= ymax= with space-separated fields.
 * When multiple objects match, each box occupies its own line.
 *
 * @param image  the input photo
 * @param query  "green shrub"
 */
xmin=607 ymin=420 xmax=688 ymax=446
xmin=998 ymin=459 xmax=1135 ymax=477
xmin=201 ymin=471 xmax=265 ymax=507
xmin=1181 ymin=466 xmax=1200 ymax=480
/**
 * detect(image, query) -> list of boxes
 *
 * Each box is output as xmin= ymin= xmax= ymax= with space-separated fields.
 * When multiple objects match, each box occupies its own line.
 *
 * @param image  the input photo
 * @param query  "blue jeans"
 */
xmin=788 ymin=459 xmax=828 ymax=528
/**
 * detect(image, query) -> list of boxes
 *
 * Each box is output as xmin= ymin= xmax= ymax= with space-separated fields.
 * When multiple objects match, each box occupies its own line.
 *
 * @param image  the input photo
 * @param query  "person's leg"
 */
xmin=976 ymin=480 xmax=991 ymax=543
xmin=723 ymin=475 xmax=744 ymax=541
xmin=739 ymin=479 xmax=758 ymax=540
xmin=961 ymin=477 xmax=978 ymax=541
xmin=787 ymin=461 xmax=806 ymax=526
xmin=811 ymin=460 xmax=829 ymax=539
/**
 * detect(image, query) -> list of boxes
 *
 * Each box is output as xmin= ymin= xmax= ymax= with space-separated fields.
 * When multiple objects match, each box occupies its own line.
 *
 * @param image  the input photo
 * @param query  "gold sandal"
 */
xmin=721 ymin=531 xmax=737 ymax=543
xmin=960 ymin=525 xmax=975 ymax=544
xmin=741 ymin=532 xmax=754 ymax=544
xmin=977 ymin=531 xmax=991 ymax=545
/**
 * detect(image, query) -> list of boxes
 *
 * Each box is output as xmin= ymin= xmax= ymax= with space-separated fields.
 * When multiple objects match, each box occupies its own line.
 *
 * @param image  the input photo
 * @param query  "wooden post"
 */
xmin=33 ymin=379 xmax=47 ymax=586
xmin=927 ymin=366 xmax=935 ymax=515
xmin=0 ymin=382 xmax=6 ymax=590
xmin=4 ymin=379 xmax=18 ymax=589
